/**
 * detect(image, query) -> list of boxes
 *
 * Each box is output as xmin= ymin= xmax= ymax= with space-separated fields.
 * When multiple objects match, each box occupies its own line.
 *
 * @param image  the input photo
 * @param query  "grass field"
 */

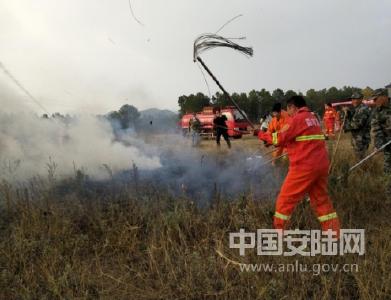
xmin=1 ymin=134 xmax=390 ymax=299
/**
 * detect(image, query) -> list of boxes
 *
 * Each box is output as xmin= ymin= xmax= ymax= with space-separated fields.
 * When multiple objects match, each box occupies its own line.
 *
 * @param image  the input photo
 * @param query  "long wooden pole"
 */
xmin=259 ymin=153 xmax=288 ymax=167
xmin=328 ymin=113 xmax=347 ymax=174
xmin=336 ymin=139 xmax=391 ymax=181
xmin=196 ymin=56 xmax=255 ymax=129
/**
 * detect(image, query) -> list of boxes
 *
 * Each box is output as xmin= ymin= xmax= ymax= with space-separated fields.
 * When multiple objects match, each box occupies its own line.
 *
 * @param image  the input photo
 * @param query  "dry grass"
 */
xmin=0 ymin=135 xmax=391 ymax=299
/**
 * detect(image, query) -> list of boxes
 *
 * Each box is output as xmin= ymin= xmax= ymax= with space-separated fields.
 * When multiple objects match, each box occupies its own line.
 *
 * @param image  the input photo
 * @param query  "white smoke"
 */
xmin=0 ymin=82 xmax=280 ymax=201
xmin=0 ymin=113 xmax=161 ymax=181
xmin=0 ymin=84 xmax=161 ymax=181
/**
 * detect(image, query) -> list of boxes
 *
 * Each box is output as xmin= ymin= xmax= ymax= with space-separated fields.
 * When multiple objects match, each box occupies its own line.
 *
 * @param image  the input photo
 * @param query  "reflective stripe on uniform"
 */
xmin=318 ymin=212 xmax=338 ymax=222
xmin=295 ymin=134 xmax=325 ymax=142
xmin=272 ymin=132 xmax=278 ymax=145
xmin=274 ymin=211 xmax=290 ymax=221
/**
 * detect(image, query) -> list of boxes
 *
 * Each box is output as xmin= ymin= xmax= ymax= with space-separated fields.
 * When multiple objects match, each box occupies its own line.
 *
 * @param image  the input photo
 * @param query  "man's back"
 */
xmin=278 ymin=107 xmax=328 ymax=170
xmin=347 ymin=104 xmax=371 ymax=133
xmin=213 ymin=115 xmax=227 ymax=128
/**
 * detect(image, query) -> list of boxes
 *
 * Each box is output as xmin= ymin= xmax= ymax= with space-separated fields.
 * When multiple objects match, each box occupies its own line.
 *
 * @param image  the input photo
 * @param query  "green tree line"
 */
xmin=178 ymin=86 xmax=373 ymax=122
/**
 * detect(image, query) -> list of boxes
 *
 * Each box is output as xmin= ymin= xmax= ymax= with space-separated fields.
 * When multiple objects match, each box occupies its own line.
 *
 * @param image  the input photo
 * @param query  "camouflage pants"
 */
xmin=190 ymin=130 xmax=200 ymax=146
xmin=351 ymin=132 xmax=370 ymax=160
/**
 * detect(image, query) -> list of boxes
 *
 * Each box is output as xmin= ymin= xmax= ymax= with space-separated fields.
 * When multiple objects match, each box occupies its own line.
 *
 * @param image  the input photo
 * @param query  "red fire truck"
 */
xmin=331 ymin=99 xmax=375 ymax=108
xmin=180 ymin=106 xmax=250 ymax=138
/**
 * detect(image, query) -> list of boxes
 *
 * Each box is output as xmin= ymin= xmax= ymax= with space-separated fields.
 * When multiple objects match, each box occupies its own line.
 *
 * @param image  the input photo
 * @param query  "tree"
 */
xmin=210 ymin=92 xmax=231 ymax=108
xmin=272 ymin=88 xmax=285 ymax=102
xmin=361 ymin=86 xmax=374 ymax=99
xmin=258 ymin=89 xmax=274 ymax=118
xmin=177 ymin=85 xmax=371 ymax=123
xmin=108 ymin=104 xmax=140 ymax=129
xmin=284 ymin=90 xmax=297 ymax=101
xmin=178 ymin=93 xmax=210 ymax=116
xmin=340 ymin=86 xmax=361 ymax=100
xmin=304 ymin=88 xmax=329 ymax=113
xmin=325 ymin=87 xmax=339 ymax=103
xmin=247 ymin=90 xmax=262 ymax=122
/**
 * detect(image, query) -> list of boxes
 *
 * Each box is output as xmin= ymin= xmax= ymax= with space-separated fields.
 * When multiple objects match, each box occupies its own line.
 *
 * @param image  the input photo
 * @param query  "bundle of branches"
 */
xmin=193 ymin=34 xmax=253 ymax=62
xmin=193 ymin=33 xmax=255 ymax=128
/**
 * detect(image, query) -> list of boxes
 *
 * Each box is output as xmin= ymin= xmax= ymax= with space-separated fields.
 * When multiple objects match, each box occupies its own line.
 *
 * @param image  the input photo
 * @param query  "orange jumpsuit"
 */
xmin=323 ymin=107 xmax=340 ymax=137
xmin=260 ymin=107 xmax=340 ymax=235
xmin=267 ymin=110 xmax=290 ymax=158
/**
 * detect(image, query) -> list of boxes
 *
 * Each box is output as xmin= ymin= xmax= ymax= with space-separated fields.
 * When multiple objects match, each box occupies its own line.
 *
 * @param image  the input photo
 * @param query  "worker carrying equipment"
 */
xmin=259 ymin=96 xmax=340 ymax=236
xmin=213 ymin=110 xmax=231 ymax=148
xmin=323 ymin=102 xmax=340 ymax=138
xmin=259 ymin=103 xmax=290 ymax=164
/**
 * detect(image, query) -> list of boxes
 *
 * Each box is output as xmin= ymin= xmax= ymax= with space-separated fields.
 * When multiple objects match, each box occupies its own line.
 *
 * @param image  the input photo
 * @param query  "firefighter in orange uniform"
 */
xmin=323 ymin=102 xmax=340 ymax=138
xmin=262 ymin=103 xmax=290 ymax=162
xmin=259 ymin=96 xmax=340 ymax=236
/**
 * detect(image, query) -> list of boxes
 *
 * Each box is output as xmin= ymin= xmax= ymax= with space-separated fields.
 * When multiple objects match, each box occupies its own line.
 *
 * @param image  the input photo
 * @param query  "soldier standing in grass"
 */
xmin=370 ymin=88 xmax=391 ymax=201
xmin=343 ymin=92 xmax=371 ymax=160
xmin=189 ymin=113 xmax=201 ymax=146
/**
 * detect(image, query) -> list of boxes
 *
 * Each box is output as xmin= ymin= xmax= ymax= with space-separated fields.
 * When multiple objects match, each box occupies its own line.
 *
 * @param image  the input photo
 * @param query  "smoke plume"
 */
xmin=0 ymin=84 xmax=161 ymax=181
xmin=0 ymin=82 xmax=279 ymax=201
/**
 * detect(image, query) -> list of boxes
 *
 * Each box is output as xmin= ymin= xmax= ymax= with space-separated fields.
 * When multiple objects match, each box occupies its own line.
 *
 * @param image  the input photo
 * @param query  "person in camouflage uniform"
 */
xmin=343 ymin=92 xmax=371 ymax=160
xmin=189 ymin=113 xmax=202 ymax=146
xmin=370 ymin=88 xmax=391 ymax=201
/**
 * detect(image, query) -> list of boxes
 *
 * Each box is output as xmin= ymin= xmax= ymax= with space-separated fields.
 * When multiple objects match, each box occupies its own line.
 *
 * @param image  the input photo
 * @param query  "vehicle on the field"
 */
xmin=331 ymin=99 xmax=374 ymax=108
xmin=180 ymin=106 xmax=250 ymax=138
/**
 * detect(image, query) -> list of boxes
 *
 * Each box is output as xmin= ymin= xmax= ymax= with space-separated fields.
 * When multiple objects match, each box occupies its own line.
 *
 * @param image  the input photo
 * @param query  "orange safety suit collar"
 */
xmin=273 ymin=107 xmax=329 ymax=170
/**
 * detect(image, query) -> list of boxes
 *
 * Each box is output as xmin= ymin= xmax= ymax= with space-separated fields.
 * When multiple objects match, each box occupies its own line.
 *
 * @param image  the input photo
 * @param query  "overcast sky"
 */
xmin=0 ymin=0 xmax=390 ymax=114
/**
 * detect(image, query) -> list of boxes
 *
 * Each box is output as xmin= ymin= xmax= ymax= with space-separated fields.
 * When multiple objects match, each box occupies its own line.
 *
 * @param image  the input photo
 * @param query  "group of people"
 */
xmin=187 ymin=89 xmax=390 ymax=235
xmin=188 ymin=111 xmax=231 ymax=148
xmin=323 ymin=90 xmax=390 ymax=168
xmin=320 ymin=92 xmax=371 ymax=160
xmin=258 ymin=88 xmax=390 ymax=236
xmin=263 ymin=90 xmax=390 ymax=163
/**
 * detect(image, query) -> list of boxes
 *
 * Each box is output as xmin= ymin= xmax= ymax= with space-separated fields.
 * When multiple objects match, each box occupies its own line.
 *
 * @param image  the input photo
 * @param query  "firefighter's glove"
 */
xmin=258 ymin=131 xmax=273 ymax=146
